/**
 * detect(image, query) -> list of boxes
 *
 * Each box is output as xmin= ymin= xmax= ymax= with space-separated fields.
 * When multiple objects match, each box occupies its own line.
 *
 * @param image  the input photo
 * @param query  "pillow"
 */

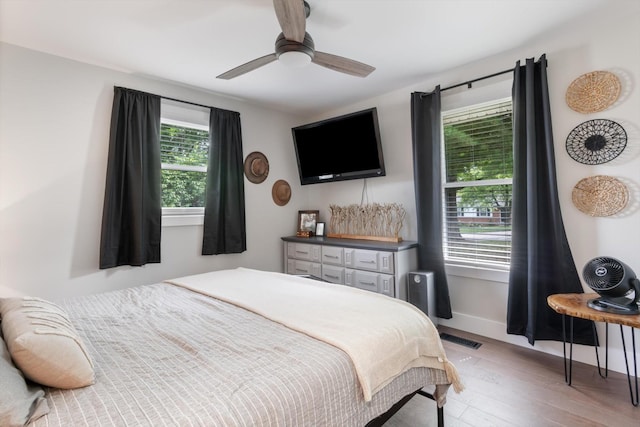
xmin=0 ymin=335 xmax=49 ymax=426
xmin=0 ymin=297 xmax=95 ymax=389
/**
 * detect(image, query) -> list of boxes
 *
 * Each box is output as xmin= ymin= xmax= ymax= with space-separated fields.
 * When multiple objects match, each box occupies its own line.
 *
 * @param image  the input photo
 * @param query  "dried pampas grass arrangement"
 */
xmin=328 ymin=203 xmax=406 ymax=242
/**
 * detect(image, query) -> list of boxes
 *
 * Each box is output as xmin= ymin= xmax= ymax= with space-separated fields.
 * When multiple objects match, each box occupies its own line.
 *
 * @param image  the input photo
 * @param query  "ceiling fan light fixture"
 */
xmin=216 ymin=1 xmax=375 ymax=80
xmin=278 ymin=50 xmax=312 ymax=67
xmin=275 ymin=32 xmax=315 ymax=68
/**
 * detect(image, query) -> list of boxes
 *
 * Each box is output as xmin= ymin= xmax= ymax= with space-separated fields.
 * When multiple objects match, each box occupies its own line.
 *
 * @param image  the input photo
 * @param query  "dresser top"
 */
xmin=281 ymin=236 xmax=418 ymax=252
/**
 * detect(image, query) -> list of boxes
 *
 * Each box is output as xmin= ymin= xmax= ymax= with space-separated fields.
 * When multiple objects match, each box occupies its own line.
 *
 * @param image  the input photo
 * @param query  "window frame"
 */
xmin=159 ymin=113 xmax=210 ymax=226
xmin=440 ymin=97 xmax=513 ymax=278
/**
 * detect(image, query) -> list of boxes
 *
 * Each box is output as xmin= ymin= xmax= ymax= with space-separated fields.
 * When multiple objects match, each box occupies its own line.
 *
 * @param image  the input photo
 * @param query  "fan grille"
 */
xmin=583 ymin=257 xmax=625 ymax=290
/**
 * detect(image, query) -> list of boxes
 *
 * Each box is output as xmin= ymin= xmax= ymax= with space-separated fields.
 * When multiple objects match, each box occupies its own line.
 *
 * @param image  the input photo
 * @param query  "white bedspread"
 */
xmin=166 ymin=267 xmax=462 ymax=401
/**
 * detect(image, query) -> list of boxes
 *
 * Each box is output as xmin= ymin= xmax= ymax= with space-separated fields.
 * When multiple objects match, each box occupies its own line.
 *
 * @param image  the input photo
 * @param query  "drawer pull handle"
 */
xmin=360 ymin=260 xmax=376 ymax=264
xmin=324 ymin=255 xmax=339 ymax=259
xmin=296 ymin=251 xmax=309 ymax=255
xmin=326 ymin=274 xmax=339 ymax=279
xmin=360 ymin=281 xmax=376 ymax=286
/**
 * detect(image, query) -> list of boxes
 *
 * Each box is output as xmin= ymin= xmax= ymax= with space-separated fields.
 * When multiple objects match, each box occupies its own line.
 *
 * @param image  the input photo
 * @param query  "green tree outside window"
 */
xmin=160 ymin=123 xmax=209 ymax=208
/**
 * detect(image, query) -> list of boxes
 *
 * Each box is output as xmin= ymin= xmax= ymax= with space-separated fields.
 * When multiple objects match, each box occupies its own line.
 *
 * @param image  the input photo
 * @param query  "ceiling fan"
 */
xmin=216 ymin=0 xmax=375 ymax=80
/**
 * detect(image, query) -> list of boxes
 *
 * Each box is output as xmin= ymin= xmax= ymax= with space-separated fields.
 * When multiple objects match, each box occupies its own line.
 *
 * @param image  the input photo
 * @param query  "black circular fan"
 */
xmin=582 ymin=257 xmax=640 ymax=314
xmin=566 ymin=119 xmax=627 ymax=165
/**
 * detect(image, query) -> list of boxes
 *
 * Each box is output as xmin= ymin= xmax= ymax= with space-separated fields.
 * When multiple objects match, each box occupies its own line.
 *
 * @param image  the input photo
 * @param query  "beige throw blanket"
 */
xmin=165 ymin=268 xmax=462 ymax=401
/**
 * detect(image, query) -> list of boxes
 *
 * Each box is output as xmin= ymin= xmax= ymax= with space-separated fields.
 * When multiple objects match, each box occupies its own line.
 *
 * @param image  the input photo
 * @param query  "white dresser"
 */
xmin=281 ymin=236 xmax=418 ymax=301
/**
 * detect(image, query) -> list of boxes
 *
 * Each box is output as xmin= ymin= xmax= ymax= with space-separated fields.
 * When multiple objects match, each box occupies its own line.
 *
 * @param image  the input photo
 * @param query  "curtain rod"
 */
xmin=115 ymin=86 xmax=213 ymax=110
xmin=439 ymin=67 xmax=514 ymax=92
xmin=160 ymin=95 xmax=212 ymax=110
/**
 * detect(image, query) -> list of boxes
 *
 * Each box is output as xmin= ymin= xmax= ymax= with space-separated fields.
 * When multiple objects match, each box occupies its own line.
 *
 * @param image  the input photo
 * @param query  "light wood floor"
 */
xmin=386 ymin=326 xmax=639 ymax=427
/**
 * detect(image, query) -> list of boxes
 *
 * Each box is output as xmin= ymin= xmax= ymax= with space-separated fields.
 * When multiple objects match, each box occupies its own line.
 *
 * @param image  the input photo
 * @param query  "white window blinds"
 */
xmin=160 ymin=119 xmax=210 ymax=208
xmin=442 ymin=98 xmax=513 ymax=268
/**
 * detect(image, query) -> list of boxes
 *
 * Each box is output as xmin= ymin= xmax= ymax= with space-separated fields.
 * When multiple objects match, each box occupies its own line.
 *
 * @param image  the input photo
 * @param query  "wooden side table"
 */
xmin=547 ymin=293 xmax=639 ymax=406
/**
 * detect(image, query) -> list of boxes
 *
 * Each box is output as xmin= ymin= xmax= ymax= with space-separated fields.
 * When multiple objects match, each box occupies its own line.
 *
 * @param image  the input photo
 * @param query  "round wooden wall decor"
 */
xmin=565 ymin=119 xmax=627 ymax=165
xmin=244 ymin=151 xmax=269 ymax=183
xmin=565 ymin=71 xmax=621 ymax=114
xmin=571 ymin=175 xmax=628 ymax=217
xmin=272 ymin=179 xmax=291 ymax=206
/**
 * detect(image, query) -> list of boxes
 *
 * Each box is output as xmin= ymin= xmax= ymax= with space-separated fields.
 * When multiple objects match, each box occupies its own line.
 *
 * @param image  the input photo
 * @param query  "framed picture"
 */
xmin=298 ymin=210 xmax=319 ymax=233
xmin=315 ymin=222 xmax=326 ymax=237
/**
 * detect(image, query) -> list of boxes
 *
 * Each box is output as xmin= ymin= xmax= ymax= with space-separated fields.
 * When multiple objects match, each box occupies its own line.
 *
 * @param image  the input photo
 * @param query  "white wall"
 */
xmin=0 ymin=42 xmax=309 ymax=299
xmin=301 ymin=2 xmax=640 ymax=374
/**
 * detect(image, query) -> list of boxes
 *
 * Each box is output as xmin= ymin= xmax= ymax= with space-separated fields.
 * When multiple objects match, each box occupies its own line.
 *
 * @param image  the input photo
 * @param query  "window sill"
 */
xmin=445 ymin=263 xmax=509 ymax=283
xmin=162 ymin=214 xmax=204 ymax=227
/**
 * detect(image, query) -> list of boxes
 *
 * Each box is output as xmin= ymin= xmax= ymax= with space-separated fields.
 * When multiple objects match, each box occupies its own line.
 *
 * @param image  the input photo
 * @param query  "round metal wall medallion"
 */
xmin=565 ymin=119 xmax=627 ymax=165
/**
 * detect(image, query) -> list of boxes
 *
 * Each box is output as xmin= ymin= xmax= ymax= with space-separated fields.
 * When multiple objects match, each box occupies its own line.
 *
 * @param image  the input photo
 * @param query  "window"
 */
xmin=442 ymin=98 xmax=513 ymax=269
xmin=160 ymin=100 xmax=210 ymax=223
xmin=160 ymin=119 xmax=209 ymax=214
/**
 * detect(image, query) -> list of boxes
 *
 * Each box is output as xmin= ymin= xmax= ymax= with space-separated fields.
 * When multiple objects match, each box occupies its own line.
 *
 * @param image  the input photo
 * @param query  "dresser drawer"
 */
xmin=344 ymin=249 xmax=371 ymax=269
xmin=350 ymin=270 xmax=380 ymax=293
xmin=352 ymin=249 xmax=380 ymax=272
xmin=379 ymin=252 xmax=394 ymax=274
xmin=378 ymin=274 xmax=395 ymax=297
xmin=288 ymin=243 xmax=321 ymax=262
xmin=289 ymin=259 xmax=322 ymax=277
xmin=321 ymin=265 xmax=344 ymax=284
xmin=345 ymin=249 xmax=395 ymax=274
xmin=322 ymin=246 xmax=344 ymax=266
xmin=345 ymin=269 xmax=395 ymax=296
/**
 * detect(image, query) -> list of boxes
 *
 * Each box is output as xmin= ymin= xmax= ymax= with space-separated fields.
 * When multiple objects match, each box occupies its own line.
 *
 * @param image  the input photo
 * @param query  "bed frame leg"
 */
xmin=365 ymin=388 xmax=445 ymax=427
xmin=417 ymin=389 xmax=444 ymax=427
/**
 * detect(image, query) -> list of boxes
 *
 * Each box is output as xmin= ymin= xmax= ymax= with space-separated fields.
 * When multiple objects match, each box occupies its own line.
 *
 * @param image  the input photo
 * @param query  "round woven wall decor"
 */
xmin=566 ymin=71 xmax=621 ymax=114
xmin=565 ymin=119 xmax=627 ymax=165
xmin=572 ymin=175 xmax=628 ymax=217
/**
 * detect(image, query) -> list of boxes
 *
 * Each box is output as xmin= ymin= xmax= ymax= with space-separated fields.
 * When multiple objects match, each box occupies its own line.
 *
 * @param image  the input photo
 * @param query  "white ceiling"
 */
xmin=0 ymin=0 xmax=610 ymax=116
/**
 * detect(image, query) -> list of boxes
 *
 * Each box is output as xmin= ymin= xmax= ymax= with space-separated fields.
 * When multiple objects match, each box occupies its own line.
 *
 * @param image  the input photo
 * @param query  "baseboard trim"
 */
xmin=438 ymin=311 xmax=632 ymax=375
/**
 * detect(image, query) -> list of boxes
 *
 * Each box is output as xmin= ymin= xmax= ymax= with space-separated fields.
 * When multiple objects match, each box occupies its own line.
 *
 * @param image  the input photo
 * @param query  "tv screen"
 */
xmin=292 ymin=108 xmax=385 ymax=185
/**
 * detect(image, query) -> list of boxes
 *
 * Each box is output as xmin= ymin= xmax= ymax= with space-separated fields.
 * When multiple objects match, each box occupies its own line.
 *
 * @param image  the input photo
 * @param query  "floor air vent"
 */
xmin=439 ymin=332 xmax=482 ymax=349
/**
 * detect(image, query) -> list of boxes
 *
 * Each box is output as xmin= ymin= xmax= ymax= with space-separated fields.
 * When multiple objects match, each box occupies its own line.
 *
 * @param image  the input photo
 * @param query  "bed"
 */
xmin=0 ymin=268 xmax=462 ymax=426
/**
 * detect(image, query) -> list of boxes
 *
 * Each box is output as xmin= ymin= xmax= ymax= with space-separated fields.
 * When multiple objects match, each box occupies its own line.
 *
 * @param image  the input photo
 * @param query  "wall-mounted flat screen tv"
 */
xmin=292 ymin=107 xmax=386 ymax=185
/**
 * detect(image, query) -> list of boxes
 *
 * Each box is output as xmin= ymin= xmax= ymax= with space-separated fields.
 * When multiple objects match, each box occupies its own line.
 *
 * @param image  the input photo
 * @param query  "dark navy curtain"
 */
xmin=410 ymin=87 xmax=453 ymax=319
xmin=202 ymin=107 xmax=246 ymax=255
xmin=507 ymin=55 xmax=596 ymax=346
xmin=100 ymin=87 xmax=161 ymax=268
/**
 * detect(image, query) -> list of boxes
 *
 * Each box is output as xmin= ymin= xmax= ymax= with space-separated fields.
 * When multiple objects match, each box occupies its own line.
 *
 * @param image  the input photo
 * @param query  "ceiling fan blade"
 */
xmin=216 ymin=53 xmax=278 ymax=80
xmin=273 ymin=0 xmax=306 ymax=43
xmin=312 ymin=51 xmax=375 ymax=77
